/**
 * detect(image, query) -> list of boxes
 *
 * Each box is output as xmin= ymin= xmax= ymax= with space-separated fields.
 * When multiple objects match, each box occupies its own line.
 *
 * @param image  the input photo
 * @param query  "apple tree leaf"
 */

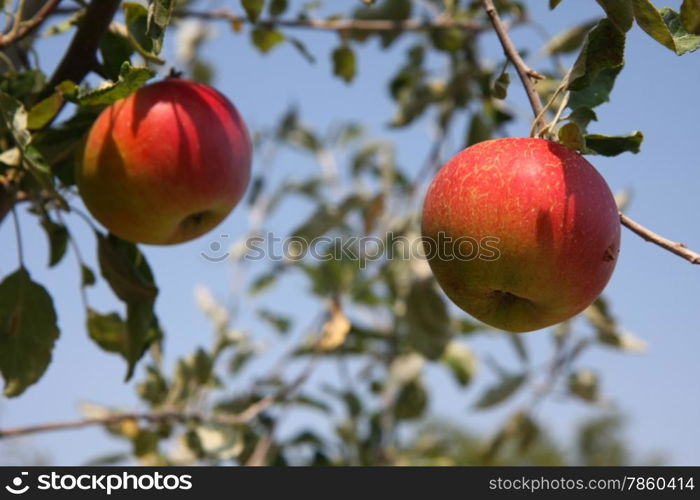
xmin=78 ymin=63 xmax=155 ymax=106
xmin=332 ymin=45 xmax=357 ymax=83
xmin=251 ymin=27 xmax=285 ymax=53
xmin=681 ymin=0 xmax=700 ymax=34
xmin=145 ymin=0 xmax=176 ymax=55
xmin=0 ymin=268 xmax=60 ymax=397
xmin=269 ymin=0 xmax=288 ymax=17
xmin=545 ymin=20 xmax=599 ymax=55
xmin=584 ymin=131 xmax=643 ymax=156
xmin=242 ymin=0 xmax=264 ymax=23
xmin=568 ymin=66 xmax=622 ymax=110
xmin=39 ymin=214 xmax=69 ymax=267
xmin=123 ymin=2 xmax=165 ymax=63
xmin=393 ymin=377 xmax=428 ymax=420
xmin=596 ymin=0 xmax=634 ymax=32
xmin=405 ymin=278 xmax=451 ymax=360
xmin=633 ymin=1 xmax=700 ymax=54
xmin=559 ymin=122 xmax=586 ymax=152
xmin=100 ymin=29 xmax=135 ymax=81
xmin=96 ymin=232 xmax=158 ymax=303
xmin=474 ymin=373 xmax=527 ymax=409
xmin=568 ymin=19 xmax=625 ymax=91
xmin=568 ymin=370 xmax=600 ymax=402
xmin=491 ymin=70 xmax=510 ymax=99
xmin=96 ymin=232 xmax=160 ymax=379
xmin=441 ymin=341 xmax=477 ymax=387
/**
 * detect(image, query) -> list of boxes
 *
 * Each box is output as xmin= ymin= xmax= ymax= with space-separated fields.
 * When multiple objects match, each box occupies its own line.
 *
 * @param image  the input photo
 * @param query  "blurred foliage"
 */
xmin=0 ymin=0 xmax=692 ymax=465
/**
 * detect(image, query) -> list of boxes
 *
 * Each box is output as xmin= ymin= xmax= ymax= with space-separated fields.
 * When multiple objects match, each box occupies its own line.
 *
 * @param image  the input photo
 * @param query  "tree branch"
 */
xmin=0 ymin=0 xmax=61 ymax=49
xmin=0 ymin=397 xmax=274 ymax=440
xmin=620 ymin=214 xmax=700 ymax=265
xmin=41 ymin=0 xmax=121 ymax=98
xmin=175 ymin=8 xmax=484 ymax=32
xmin=481 ymin=0 xmax=545 ymax=130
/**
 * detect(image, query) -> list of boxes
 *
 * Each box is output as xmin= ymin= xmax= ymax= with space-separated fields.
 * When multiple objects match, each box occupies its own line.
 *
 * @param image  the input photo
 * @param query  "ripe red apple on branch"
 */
xmin=421 ymin=138 xmax=621 ymax=333
xmin=78 ymin=78 xmax=252 ymax=245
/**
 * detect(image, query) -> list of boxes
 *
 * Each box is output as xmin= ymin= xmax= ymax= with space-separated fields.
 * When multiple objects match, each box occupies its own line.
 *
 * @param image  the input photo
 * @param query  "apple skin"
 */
xmin=78 ymin=78 xmax=251 ymax=245
xmin=421 ymin=137 xmax=620 ymax=333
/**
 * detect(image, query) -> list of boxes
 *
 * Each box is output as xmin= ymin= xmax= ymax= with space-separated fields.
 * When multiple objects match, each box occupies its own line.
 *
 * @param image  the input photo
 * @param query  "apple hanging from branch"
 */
xmin=78 ymin=78 xmax=252 ymax=245
xmin=421 ymin=138 xmax=620 ymax=333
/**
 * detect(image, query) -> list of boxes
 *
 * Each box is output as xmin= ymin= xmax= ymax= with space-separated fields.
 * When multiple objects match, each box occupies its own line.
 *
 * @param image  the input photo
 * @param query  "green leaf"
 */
xmin=78 ymin=62 xmax=155 ymax=106
xmin=0 ymin=92 xmax=56 ymax=190
xmin=550 ymin=0 xmax=563 ymax=8
xmin=393 ymin=378 xmax=428 ymax=420
xmin=568 ymin=66 xmax=622 ymax=110
xmin=258 ymin=309 xmax=292 ymax=334
xmin=40 ymin=216 xmax=69 ymax=267
xmin=491 ymin=70 xmax=510 ymax=99
xmin=0 ymin=268 xmax=60 ymax=397
xmin=430 ymin=27 xmax=465 ymax=52
xmin=0 ymin=91 xmax=30 ymax=147
xmin=558 ymin=122 xmax=586 ymax=151
xmin=474 ymin=373 xmax=527 ymax=409
xmin=81 ymin=265 xmax=96 ymax=287
xmin=405 ymin=278 xmax=451 ymax=360
xmin=332 ymin=46 xmax=357 ymax=83
xmin=568 ymin=106 xmax=598 ymax=129
xmin=100 ymin=30 xmax=135 ymax=81
xmin=568 ymin=19 xmax=625 ymax=91
xmin=545 ymin=20 xmax=599 ymax=54
xmin=584 ymin=131 xmax=643 ymax=156
xmin=466 ymin=113 xmax=491 ymax=146
xmin=596 ymin=0 xmax=634 ymax=32
xmin=88 ymin=309 xmax=128 ymax=354
xmin=146 ymin=0 xmax=176 ymax=55
xmin=633 ymin=1 xmax=700 ymax=54
xmin=250 ymin=271 xmax=278 ymax=295
xmin=660 ymin=6 xmax=700 ymax=54
xmin=287 ymin=36 xmax=316 ymax=63
xmin=353 ymin=0 xmax=412 ymax=47
xmin=568 ymin=370 xmax=600 ymax=402
xmin=269 ymin=0 xmax=288 ymax=17
xmin=27 ymin=91 xmax=65 ymax=130
xmin=681 ymin=0 xmax=700 ymax=34
xmin=94 ymin=231 xmax=160 ymax=378
xmin=123 ymin=2 xmax=164 ymax=63
xmin=251 ymin=27 xmax=285 ymax=53
xmin=441 ymin=342 xmax=477 ymax=387
xmin=242 ymin=0 xmax=265 ymax=23
xmin=97 ymin=232 xmax=158 ymax=303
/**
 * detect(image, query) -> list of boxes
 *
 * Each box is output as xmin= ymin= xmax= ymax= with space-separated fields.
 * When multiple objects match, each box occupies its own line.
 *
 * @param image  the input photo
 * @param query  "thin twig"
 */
xmin=0 ymin=0 xmax=61 ymax=48
xmin=0 ymin=398 xmax=274 ymax=440
xmin=52 ymin=6 xmax=485 ymax=32
xmin=481 ymin=0 xmax=545 ymax=132
xmin=620 ymin=213 xmax=700 ymax=265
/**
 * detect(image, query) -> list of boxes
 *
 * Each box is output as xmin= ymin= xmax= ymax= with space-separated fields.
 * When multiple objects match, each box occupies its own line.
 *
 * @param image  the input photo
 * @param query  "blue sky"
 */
xmin=0 ymin=0 xmax=698 ymax=465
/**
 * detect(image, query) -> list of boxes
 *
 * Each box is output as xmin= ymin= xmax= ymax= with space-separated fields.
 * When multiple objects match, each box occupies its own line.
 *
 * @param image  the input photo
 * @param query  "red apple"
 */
xmin=421 ymin=137 xmax=620 ymax=332
xmin=78 ymin=78 xmax=251 ymax=245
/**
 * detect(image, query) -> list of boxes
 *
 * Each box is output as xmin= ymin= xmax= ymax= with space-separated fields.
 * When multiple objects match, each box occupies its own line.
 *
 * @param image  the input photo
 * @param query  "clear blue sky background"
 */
xmin=0 ymin=0 xmax=698 ymax=465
